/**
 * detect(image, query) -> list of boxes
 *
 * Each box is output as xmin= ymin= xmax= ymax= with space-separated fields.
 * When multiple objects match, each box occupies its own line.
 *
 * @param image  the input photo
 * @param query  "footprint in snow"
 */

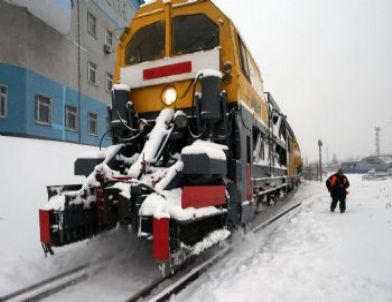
xmin=386 ymin=202 xmax=391 ymax=209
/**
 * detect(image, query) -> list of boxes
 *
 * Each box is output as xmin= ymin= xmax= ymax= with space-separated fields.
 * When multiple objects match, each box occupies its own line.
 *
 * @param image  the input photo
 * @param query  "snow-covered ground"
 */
xmin=0 ymin=136 xmax=97 ymax=293
xmin=0 ymin=136 xmax=164 ymax=299
xmin=177 ymin=176 xmax=392 ymax=302
xmin=1 ymin=135 xmax=392 ymax=301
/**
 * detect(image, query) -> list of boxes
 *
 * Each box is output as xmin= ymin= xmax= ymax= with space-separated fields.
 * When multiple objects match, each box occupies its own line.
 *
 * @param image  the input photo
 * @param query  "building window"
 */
xmin=87 ymin=12 xmax=97 ymax=37
xmin=105 ymin=29 xmax=113 ymax=48
xmin=36 ymin=95 xmax=52 ymax=125
xmin=65 ymin=105 xmax=78 ymax=131
xmin=105 ymin=73 xmax=113 ymax=92
xmin=0 ymin=84 xmax=7 ymax=118
xmin=88 ymin=61 xmax=97 ymax=85
xmin=88 ymin=113 xmax=98 ymax=136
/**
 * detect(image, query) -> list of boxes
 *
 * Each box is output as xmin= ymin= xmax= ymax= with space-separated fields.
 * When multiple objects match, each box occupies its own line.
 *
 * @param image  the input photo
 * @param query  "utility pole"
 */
xmin=318 ymin=139 xmax=323 ymax=182
xmin=326 ymin=146 xmax=329 ymax=168
xmin=375 ymin=127 xmax=381 ymax=155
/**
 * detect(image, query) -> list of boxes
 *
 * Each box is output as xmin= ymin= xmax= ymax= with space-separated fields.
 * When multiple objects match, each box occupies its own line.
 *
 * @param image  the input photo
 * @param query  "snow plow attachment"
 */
xmin=39 ymin=184 xmax=120 ymax=253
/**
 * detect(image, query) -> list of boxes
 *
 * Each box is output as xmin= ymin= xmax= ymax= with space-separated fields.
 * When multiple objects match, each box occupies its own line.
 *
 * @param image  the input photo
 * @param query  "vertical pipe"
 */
xmin=375 ymin=127 xmax=381 ymax=155
xmin=318 ymin=139 xmax=323 ymax=182
xmin=164 ymin=1 xmax=172 ymax=58
xmin=326 ymin=146 xmax=329 ymax=168
xmin=76 ymin=0 xmax=82 ymax=144
xmin=319 ymin=147 xmax=322 ymax=182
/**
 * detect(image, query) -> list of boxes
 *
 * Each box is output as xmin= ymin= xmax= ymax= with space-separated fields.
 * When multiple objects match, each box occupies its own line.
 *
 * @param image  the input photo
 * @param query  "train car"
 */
xmin=39 ymin=0 xmax=302 ymax=263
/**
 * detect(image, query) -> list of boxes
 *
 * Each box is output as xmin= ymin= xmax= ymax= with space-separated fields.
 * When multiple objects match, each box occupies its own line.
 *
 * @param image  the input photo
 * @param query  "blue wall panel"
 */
xmin=0 ymin=63 xmax=111 ymax=147
xmin=0 ymin=64 xmax=27 ymax=133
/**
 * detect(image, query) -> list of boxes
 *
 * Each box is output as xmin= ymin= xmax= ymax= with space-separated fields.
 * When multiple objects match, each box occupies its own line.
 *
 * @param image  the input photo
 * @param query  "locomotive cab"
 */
xmin=110 ymin=0 xmax=235 ymax=148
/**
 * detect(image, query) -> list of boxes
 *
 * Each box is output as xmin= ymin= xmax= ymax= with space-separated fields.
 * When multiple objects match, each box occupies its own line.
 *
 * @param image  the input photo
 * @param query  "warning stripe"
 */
xmin=143 ymin=61 xmax=192 ymax=80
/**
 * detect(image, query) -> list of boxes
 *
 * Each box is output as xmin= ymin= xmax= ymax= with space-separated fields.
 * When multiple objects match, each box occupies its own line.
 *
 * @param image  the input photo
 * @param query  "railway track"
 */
xmin=0 ymin=263 xmax=102 ymax=302
xmin=128 ymin=199 xmax=302 ymax=302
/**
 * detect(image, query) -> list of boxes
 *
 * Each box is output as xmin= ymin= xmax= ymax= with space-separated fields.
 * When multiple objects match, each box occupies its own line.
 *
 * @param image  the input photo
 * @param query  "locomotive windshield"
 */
xmin=125 ymin=21 xmax=165 ymax=65
xmin=172 ymin=14 xmax=219 ymax=55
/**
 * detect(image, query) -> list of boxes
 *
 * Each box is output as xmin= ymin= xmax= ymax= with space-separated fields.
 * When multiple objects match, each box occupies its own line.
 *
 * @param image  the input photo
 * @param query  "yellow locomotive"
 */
xmin=39 ymin=0 xmax=302 ymax=263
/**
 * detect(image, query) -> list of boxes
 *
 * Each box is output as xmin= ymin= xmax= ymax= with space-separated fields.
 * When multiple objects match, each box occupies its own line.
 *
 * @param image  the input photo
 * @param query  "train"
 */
xmin=39 ymin=0 xmax=302 ymax=264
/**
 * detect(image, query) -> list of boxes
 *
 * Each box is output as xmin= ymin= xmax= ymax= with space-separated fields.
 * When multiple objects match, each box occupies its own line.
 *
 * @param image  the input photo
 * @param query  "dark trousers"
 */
xmin=330 ymin=194 xmax=346 ymax=212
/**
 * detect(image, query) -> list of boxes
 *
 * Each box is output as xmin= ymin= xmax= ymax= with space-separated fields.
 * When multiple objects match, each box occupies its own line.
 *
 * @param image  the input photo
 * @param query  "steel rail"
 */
xmin=0 ymin=264 xmax=90 ymax=301
xmin=0 ymin=261 xmax=107 ymax=302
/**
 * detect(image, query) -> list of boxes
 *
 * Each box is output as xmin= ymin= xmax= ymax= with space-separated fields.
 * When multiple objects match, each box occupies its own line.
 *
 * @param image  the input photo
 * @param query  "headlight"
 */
xmin=161 ymin=86 xmax=177 ymax=106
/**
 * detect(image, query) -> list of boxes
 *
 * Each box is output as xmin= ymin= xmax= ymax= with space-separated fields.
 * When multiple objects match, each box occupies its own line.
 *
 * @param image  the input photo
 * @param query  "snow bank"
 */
xmin=4 ymin=0 xmax=72 ymax=34
xmin=182 ymin=140 xmax=228 ymax=160
xmin=0 ymin=136 xmax=100 ymax=293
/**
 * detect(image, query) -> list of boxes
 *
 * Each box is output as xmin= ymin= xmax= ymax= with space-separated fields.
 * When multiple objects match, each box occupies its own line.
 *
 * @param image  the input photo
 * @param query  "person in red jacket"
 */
xmin=326 ymin=169 xmax=350 ymax=213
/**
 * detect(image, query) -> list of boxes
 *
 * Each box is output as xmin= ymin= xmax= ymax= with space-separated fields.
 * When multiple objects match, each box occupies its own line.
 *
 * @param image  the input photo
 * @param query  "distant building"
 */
xmin=342 ymin=155 xmax=392 ymax=174
xmin=0 ymin=0 xmax=142 ymax=146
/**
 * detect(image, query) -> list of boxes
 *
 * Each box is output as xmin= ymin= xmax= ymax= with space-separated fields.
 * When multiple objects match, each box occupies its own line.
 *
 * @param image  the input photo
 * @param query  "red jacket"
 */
xmin=326 ymin=173 xmax=350 ymax=196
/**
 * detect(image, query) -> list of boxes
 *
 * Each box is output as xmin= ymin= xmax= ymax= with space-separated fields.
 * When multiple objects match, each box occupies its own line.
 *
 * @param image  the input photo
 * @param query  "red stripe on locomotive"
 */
xmin=143 ymin=61 xmax=192 ymax=80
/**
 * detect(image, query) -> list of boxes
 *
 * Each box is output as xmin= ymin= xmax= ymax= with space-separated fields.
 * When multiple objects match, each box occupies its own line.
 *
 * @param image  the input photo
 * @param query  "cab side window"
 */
xmin=238 ymin=35 xmax=251 ymax=80
xmin=238 ymin=35 xmax=265 ymax=98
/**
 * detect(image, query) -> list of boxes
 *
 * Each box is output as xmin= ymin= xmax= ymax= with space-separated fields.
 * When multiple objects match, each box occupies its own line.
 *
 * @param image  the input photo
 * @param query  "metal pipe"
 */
xmin=318 ymin=139 xmax=323 ymax=182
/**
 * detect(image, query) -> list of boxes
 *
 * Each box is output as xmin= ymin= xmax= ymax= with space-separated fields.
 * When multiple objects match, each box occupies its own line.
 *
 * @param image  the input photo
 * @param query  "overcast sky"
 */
xmin=213 ymin=0 xmax=392 ymax=162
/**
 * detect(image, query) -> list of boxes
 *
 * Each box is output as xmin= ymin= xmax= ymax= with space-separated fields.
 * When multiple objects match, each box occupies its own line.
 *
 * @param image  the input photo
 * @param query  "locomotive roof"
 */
xmin=136 ymin=0 xmax=235 ymax=32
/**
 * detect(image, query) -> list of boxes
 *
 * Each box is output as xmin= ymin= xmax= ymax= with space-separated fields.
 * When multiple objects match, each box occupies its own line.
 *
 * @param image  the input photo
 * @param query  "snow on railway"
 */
xmin=176 ymin=176 xmax=392 ymax=302
xmin=1 ymin=136 xmax=392 ymax=301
